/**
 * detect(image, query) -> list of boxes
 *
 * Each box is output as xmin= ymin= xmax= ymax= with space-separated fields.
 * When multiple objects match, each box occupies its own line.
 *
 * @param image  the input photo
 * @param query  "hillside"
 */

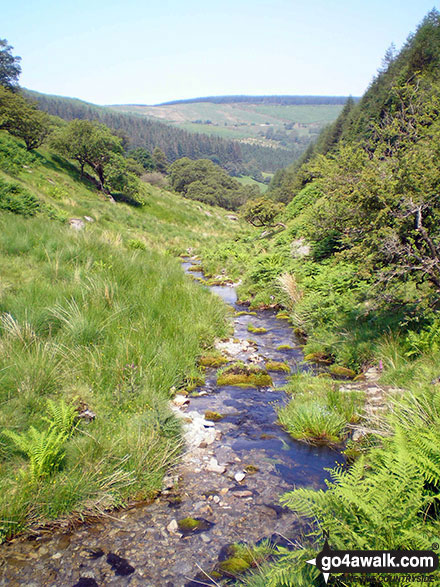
xmin=109 ymin=95 xmax=348 ymax=152
xmin=197 ymin=10 xmax=440 ymax=585
xmin=0 ymin=129 xmax=242 ymax=540
xmin=25 ymin=90 xmax=298 ymax=175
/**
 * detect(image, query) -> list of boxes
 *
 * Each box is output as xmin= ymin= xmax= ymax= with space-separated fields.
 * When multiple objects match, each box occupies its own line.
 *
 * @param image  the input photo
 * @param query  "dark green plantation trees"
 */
xmin=0 ymin=39 xmax=21 ymax=92
xmin=152 ymin=147 xmax=168 ymax=174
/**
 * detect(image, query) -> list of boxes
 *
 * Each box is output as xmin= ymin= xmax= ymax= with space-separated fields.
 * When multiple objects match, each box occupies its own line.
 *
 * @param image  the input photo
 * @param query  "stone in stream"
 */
xmin=167 ymin=519 xmax=179 ymax=534
xmin=73 ymin=580 xmax=99 ymax=587
xmin=234 ymin=471 xmax=246 ymax=483
xmin=233 ymin=490 xmax=253 ymax=498
xmin=173 ymin=394 xmax=190 ymax=407
xmin=106 ymin=552 xmax=135 ymax=576
xmin=206 ymin=457 xmax=226 ymax=474
xmin=176 ymin=517 xmax=214 ymax=536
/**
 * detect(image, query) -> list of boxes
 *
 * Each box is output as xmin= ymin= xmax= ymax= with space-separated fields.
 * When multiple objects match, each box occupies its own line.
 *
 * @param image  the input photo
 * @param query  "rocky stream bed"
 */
xmin=0 ymin=258 xmax=344 ymax=586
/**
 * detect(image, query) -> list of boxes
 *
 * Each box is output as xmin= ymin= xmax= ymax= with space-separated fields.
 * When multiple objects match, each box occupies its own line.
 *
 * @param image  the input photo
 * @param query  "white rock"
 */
xmin=234 ymin=472 xmax=246 ymax=483
xmin=206 ymin=458 xmax=226 ymax=474
xmin=167 ymin=519 xmax=178 ymax=534
xmin=173 ymin=395 xmax=190 ymax=407
xmin=68 ymin=218 xmax=85 ymax=231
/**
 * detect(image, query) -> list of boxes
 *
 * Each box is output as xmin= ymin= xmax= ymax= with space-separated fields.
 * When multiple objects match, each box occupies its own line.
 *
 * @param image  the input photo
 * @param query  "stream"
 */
xmin=0 ymin=258 xmax=342 ymax=587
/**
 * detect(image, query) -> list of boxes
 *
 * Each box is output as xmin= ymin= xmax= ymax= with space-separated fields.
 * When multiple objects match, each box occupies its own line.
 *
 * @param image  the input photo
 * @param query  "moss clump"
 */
xmin=206 ymin=278 xmax=232 ymax=286
xmin=353 ymin=373 xmax=366 ymax=381
xmin=330 ymin=365 xmax=357 ymax=379
xmin=199 ymin=354 xmax=229 ymax=368
xmin=304 ymin=351 xmax=332 ymax=364
xmin=205 ymin=410 xmax=223 ymax=422
xmin=217 ymin=557 xmax=250 ymax=576
xmin=244 ymin=464 xmax=259 ymax=474
xmin=265 ymin=361 xmax=290 ymax=372
xmin=276 ymin=311 xmax=290 ymax=320
xmin=187 ymin=264 xmax=202 ymax=272
xmin=247 ymin=323 xmax=267 ymax=334
xmin=235 ymin=310 xmax=257 ymax=317
xmin=217 ymin=363 xmax=273 ymax=387
xmin=216 ymin=541 xmax=274 ymax=578
xmin=277 ymin=344 xmax=294 ymax=351
xmin=177 ymin=517 xmax=213 ymax=535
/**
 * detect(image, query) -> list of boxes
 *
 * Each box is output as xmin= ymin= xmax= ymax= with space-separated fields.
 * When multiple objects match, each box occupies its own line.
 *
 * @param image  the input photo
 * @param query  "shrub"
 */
xmin=0 ymin=177 xmax=39 ymax=216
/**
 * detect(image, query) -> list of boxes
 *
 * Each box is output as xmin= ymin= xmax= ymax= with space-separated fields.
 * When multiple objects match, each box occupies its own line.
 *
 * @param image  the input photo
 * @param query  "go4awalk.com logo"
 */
xmin=307 ymin=536 xmax=439 ymax=584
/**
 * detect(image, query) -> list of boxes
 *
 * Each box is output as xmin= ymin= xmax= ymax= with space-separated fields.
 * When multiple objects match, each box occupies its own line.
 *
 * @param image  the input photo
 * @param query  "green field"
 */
xmin=236 ymin=175 xmax=269 ymax=193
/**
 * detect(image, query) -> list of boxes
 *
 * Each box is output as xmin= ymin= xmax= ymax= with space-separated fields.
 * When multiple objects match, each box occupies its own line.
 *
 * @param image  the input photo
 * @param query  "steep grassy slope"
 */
xmin=199 ymin=12 xmax=440 ymax=586
xmin=0 ymin=131 xmax=238 ymax=541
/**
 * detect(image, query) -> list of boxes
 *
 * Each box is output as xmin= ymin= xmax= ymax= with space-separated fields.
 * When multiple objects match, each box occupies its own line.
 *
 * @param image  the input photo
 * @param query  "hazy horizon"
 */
xmin=4 ymin=0 xmax=438 ymax=105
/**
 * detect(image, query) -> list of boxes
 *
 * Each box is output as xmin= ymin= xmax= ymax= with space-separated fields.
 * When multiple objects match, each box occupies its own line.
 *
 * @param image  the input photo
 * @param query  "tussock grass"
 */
xmin=278 ymin=373 xmax=364 ymax=444
xmin=0 ymin=132 xmax=236 ymax=540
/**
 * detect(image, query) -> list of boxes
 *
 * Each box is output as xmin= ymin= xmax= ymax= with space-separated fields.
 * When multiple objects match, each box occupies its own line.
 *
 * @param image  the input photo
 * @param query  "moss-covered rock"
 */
xmin=265 ymin=360 xmax=290 ymax=372
xmin=199 ymin=354 xmax=229 ymax=368
xmin=244 ymin=464 xmax=259 ymax=474
xmin=330 ymin=365 xmax=357 ymax=379
xmin=217 ymin=363 xmax=273 ymax=387
xmin=276 ymin=344 xmax=294 ymax=351
xmin=205 ymin=410 xmax=223 ymax=422
xmin=304 ymin=351 xmax=332 ymax=364
xmin=247 ymin=323 xmax=267 ymax=334
xmin=177 ymin=517 xmax=214 ymax=536
xmin=188 ymin=264 xmax=203 ymax=272
xmin=217 ymin=557 xmax=250 ymax=577
xmin=235 ymin=310 xmax=257 ymax=317
xmin=353 ymin=373 xmax=366 ymax=381
xmin=276 ymin=311 xmax=290 ymax=320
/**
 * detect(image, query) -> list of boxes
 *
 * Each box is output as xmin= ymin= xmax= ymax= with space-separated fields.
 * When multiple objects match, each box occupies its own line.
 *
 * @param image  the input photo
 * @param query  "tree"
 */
xmin=103 ymin=153 xmax=142 ymax=201
xmin=0 ymin=39 xmax=21 ymax=92
xmin=51 ymin=120 xmax=123 ymax=190
xmin=241 ymin=197 xmax=285 ymax=227
xmin=152 ymin=147 xmax=168 ymax=173
xmin=168 ymin=157 xmax=252 ymax=210
xmin=0 ymin=86 xmax=51 ymax=150
xmin=128 ymin=147 xmax=155 ymax=171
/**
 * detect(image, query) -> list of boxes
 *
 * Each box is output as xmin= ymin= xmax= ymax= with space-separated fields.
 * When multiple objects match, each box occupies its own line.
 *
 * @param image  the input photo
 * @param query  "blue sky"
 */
xmin=2 ymin=0 xmax=437 ymax=105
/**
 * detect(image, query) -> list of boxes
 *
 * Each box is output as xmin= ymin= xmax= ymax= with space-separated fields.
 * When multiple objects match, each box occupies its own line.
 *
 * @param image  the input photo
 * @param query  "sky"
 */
xmin=2 ymin=0 xmax=438 ymax=105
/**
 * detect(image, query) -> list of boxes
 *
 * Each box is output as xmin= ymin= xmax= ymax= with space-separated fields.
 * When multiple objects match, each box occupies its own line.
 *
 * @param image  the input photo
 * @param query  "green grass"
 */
xmin=0 ymin=132 xmax=237 ymax=540
xmin=236 ymin=175 xmax=268 ymax=193
xmin=278 ymin=373 xmax=364 ymax=444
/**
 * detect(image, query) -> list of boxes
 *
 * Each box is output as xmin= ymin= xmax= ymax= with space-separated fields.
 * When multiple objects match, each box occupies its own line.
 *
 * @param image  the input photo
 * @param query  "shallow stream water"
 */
xmin=0 ymin=259 xmax=342 ymax=586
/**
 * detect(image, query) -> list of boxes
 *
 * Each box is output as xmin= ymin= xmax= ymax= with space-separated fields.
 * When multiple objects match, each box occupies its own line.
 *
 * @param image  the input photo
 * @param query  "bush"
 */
xmin=0 ymin=177 xmax=39 ymax=216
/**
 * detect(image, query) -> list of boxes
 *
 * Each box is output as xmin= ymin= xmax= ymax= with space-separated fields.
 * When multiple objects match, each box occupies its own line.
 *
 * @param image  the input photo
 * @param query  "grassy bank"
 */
xmin=0 ymin=132 xmax=237 ymax=541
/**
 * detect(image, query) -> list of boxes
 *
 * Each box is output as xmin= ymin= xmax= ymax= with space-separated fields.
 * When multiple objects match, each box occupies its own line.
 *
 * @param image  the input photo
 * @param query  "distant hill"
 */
xmin=109 ymin=95 xmax=351 ymax=154
xmin=25 ymin=90 xmax=301 ymax=174
xmin=156 ymin=95 xmax=358 ymax=106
